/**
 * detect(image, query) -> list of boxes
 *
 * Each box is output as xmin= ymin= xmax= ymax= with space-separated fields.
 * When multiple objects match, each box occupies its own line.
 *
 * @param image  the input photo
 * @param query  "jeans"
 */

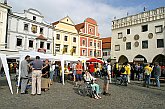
xmin=50 ymin=71 xmax=54 ymax=81
xmin=91 ymin=83 xmax=100 ymax=95
xmin=144 ymin=75 xmax=150 ymax=87
xmin=154 ymin=75 xmax=160 ymax=87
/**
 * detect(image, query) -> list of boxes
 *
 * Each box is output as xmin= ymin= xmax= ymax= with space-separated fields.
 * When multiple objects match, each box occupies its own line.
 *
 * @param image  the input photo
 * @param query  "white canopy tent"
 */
xmin=0 ymin=53 xmax=13 ymax=94
xmin=7 ymin=51 xmax=58 ymax=93
xmin=55 ymin=55 xmax=89 ymax=85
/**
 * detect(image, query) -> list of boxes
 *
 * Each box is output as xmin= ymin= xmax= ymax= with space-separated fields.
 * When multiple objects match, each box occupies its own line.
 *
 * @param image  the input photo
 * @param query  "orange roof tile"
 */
xmin=85 ymin=18 xmax=97 ymax=25
xmin=52 ymin=21 xmax=59 ymax=25
xmin=36 ymin=35 xmax=47 ymax=40
xmin=75 ymin=23 xmax=84 ymax=32
xmin=102 ymin=37 xmax=111 ymax=49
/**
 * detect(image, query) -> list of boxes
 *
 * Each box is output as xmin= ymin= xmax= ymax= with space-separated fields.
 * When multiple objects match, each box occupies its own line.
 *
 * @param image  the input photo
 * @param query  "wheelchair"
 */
xmin=115 ymin=74 xmax=128 ymax=86
xmin=77 ymin=80 xmax=95 ymax=98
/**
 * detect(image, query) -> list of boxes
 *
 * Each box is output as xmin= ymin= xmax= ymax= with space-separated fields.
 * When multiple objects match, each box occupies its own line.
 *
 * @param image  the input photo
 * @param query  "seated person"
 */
xmin=83 ymin=71 xmax=101 ymax=99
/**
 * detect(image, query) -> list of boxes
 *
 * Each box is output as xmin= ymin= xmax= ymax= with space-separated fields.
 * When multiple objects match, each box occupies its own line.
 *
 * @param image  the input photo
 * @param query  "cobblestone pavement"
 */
xmin=0 ymin=75 xmax=165 ymax=109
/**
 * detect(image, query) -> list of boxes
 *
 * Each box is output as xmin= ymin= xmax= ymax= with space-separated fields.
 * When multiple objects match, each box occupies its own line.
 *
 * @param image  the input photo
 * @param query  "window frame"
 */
xmin=56 ymin=34 xmax=60 ymax=40
xmin=24 ymin=23 xmax=29 ymax=31
xmin=40 ymin=41 xmax=44 ymax=48
xmin=141 ymin=25 xmax=148 ymax=32
xmin=142 ymin=40 xmax=148 ymax=49
xmin=127 ymin=29 xmax=130 ymax=34
xmin=64 ymin=36 xmax=68 ymax=41
xmin=157 ymin=39 xmax=164 ymax=48
xmin=47 ymin=43 xmax=50 ymax=50
xmin=155 ymin=25 xmax=163 ymax=33
xmin=29 ymin=40 xmax=33 ymax=48
xmin=40 ymin=27 xmax=44 ymax=34
xmin=126 ymin=42 xmax=131 ymax=50
xmin=73 ymin=37 xmax=76 ymax=43
xmin=55 ymin=44 xmax=60 ymax=52
xmin=16 ymin=38 xmax=22 ymax=47
xmin=118 ymin=32 xmax=123 ymax=39
xmin=115 ymin=45 xmax=120 ymax=51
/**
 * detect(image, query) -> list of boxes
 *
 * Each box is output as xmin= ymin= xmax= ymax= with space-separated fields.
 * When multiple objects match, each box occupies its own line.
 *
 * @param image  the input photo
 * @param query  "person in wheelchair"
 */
xmin=83 ymin=71 xmax=101 ymax=99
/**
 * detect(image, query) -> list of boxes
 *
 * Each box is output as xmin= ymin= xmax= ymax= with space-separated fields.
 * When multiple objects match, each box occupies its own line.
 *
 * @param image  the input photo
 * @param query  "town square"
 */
xmin=0 ymin=0 xmax=165 ymax=109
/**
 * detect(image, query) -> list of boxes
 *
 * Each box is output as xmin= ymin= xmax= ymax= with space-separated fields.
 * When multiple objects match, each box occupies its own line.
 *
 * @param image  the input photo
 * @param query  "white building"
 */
xmin=111 ymin=7 xmax=165 ymax=64
xmin=7 ymin=8 xmax=54 ymax=55
xmin=0 ymin=1 xmax=11 ymax=50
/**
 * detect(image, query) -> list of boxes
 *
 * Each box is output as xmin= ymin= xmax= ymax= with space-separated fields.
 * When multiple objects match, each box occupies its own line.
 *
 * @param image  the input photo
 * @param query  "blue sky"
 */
xmin=7 ymin=0 xmax=165 ymax=37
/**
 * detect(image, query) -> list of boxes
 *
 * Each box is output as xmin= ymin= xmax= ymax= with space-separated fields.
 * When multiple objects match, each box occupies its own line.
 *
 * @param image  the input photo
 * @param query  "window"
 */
xmin=118 ymin=32 xmax=123 ymax=39
xmin=64 ymin=36 xmax=68 ymax=41
xmin=90 ymin=42 xmax=92 ymax=46
xmin=103 ymin=52 xmax=108 ymax=56
xmin=33 ymin=16 xmax=36 ymax=21
xmin=29 ymin=40 xmax=33 ymax=48
xmin=16 ymin=38 xmax=22 ymax=46
xmin=157 ymin=39 xmax=164 ymax=48
xmin=40 ymin=42 xmax=44 ymax=48
xmin=127 ymin=29 xmax=130 ymax=34
xmin=40 ymin=28 xmax=44 ymax=34
xmin=126 ymin=42 xmax=131 ymax=50
xmin=56 ymin=34 xmax=60 ymax=40
xmin=155 ymin=25 xmax=163 ymax=33
xmin=142 ymin=25 xmax=148 ymax=32
xmin=82 ymin=40 xmax=86 ymax=46
xmin=55 ymin=44 xmax=60 ymax=52
xmin=97 ymin=51 xmax=100 ymax=57
xmin=82 ymin=50 xmax=86 ymax=56
xmin=64 ymin=45 xmax=68 ymax=53
xmin=94 ymin=50 xmax=96 ymax=57
xmin=115 ymin=45 xmax=120 ymax=51
xmin=73 ymin=46 xmax=76 ymax=53
xmin=94 ymin=43 xmax=96 ymax=48
xmin=47 ymin=43 xmax=50 ymax=50
xmin=73 ymin=37 xmax=76 ymax=42
xmin=24 ymin=24 xmax=29 ymax=31
xmin=90 ymin=51 xmax=93 ymax=56
xmin=89 ymin=28 xmax=93 ymax=33
xmin=98 ymin=43 xmax=100 ymax=48
xmin=142 ymin=40 xmax=148 ymax=49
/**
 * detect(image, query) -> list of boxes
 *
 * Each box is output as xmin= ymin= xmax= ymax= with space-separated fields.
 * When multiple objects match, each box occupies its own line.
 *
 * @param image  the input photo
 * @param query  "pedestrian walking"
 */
xmin=153 ymin=62 xmax=161 ymax=87
xmin=75 ymin=60 xmax=82 ymax=86
xmin=20 ymin=55 xmax=30 ymax=94
xmin=102 ymin=60 xmax=111 ymax=96
xmin=143 ymin=63 xmax=152 ymax=88
xmin=30 ymin=56 xmax=44 ymax=95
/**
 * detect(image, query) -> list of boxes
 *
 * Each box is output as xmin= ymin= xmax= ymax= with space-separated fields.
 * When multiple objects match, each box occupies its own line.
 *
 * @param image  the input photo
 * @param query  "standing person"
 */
xmin=75 ymin=60 xmax=82 ymax=86
xmin=89 ymin=62 xmax=95 ymax=76
xmin=30 ymin=56 xmax=44 ymax=95
xmin=144 ymin=63 xmax=152 ymax=88
xmin=41 ymin=59 xmax=50 ymax=91
xmin=125 ymin=63 xmax=131 ymax=83
xmin=102 ymin=60 xmax=111 ymax=96
xmin=153 ymin=62 xmax=161 ymax=87
xmin=20 ymin=55 xmax=30 ymax=94
xmin=72 ymin=62 xmax=77 ymax=82
xmin=50 ymin=62 xmax=55 ymax=85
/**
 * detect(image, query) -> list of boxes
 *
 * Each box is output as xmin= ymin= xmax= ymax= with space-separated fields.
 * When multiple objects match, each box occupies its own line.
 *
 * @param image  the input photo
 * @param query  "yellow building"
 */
xmin=52 ymin=16 xmax=79 ymax=56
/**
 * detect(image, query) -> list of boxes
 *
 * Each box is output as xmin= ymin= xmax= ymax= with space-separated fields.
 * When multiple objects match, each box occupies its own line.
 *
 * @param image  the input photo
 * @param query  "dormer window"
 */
xmin=33 ymin=16 xmax=36 ymax=21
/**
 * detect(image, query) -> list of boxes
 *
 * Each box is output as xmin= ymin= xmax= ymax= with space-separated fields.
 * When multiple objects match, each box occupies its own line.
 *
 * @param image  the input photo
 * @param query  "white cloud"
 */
xmin=8 ymin=0 xmax=143 ymax=37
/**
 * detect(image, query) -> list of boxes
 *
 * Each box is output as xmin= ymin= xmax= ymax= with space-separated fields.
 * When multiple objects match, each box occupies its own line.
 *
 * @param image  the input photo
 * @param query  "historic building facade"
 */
xmin=0 ymin=1 xmax=11 ymax=50
xmin=7 ymin=8 xmax=54 ymax=54
xmin=111 ymin=7 xmax=165 ymax=64
xmin=75 ymin=18 xmax=102 ymax=58
xmin=52 ymin=16 xmax=79 ymax=56
xmin=102 ymin=37 xmax=111 ymax=61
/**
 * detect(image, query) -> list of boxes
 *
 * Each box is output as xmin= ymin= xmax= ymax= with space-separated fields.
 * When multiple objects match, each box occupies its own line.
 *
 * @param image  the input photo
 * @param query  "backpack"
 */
xmin=120 ymin=67 xmax=125 ymax=73
xmin=102 ymin=65 xmax=108 ymax=76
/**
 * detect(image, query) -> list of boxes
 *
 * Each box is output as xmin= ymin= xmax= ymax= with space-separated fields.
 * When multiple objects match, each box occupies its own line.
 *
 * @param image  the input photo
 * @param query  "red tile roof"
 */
xmin=102 ymin=37 xmax=111 ymax=49
xmin=85 ymin=18 xmax=97 ymax=25
xmin=75 ymin=23 xmax=84 ymax=32
xmin=36 ymin=35 xmax=47 ymax=40
xmin=52 ymin=21 xmax=59 ymax=25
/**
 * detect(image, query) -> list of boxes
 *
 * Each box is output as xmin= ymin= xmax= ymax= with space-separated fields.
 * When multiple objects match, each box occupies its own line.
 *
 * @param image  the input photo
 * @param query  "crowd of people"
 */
xmin=18 ymin=55 xmax=163 ymax=100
